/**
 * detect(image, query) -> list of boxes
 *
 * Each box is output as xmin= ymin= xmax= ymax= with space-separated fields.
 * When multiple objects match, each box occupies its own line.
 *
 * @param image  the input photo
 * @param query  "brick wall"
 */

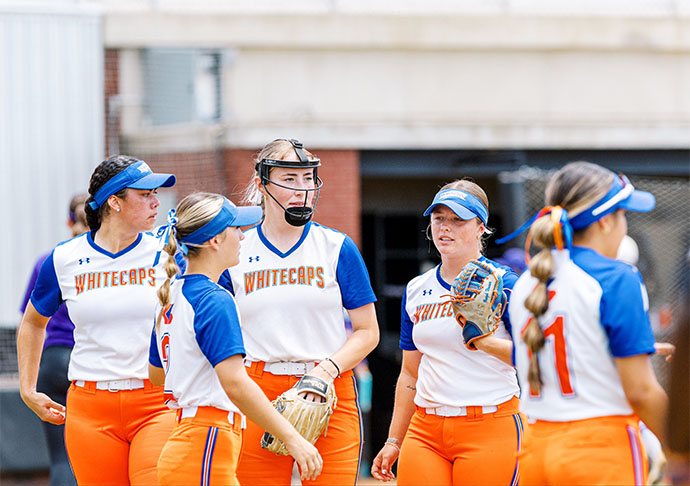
xmin=223 ymin=148 xmax=362 ymax=246
xmin=103 ymin=49 xmax=362 ymax=246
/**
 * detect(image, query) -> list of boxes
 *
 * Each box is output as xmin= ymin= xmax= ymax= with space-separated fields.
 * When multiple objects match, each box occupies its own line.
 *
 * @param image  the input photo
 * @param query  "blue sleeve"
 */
xmin=600 ymin=267 xmax=656 ymax=358
xmin=30 ymin=251 xmax=62 ymax=318
xmin=399 ymin=286 xmax=417 ymax=351
xmin=148 ymin=324 xmax=163 ymax=367
xmin=500 ymin=269 xmax=519 ymax=335
xmin=20 ymin=254 xmax=48 ymax=313
xmin=194 ymin=290 xmax=246 ymax=366
xmin=217 ymin=269 xmax=234 ymax=294
xmin=336 ymin=236 xmax=377 ymax=310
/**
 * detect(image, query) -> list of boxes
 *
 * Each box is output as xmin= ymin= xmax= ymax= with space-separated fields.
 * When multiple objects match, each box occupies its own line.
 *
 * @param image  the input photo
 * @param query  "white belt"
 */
xmin=246 ymin=361 xmax=317 ymax=376
xmin=179 ymin=406 xmax=247 ymax=428
xmin=425 ymin=405 xmax=498 ymax=417
xmin=74 ymin=379 xmax=145 ymax=392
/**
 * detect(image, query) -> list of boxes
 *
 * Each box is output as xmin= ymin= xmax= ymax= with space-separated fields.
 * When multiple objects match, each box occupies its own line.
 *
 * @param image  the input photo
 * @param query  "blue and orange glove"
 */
xmin=447 ymin=260 xmax=506 ymax=350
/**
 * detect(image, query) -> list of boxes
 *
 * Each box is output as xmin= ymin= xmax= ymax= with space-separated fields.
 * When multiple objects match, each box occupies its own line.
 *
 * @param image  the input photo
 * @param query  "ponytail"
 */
xmin=522 ymin=215 xmax=557 ymax=395
xmin=155 ymin=228 xmax=180 ymax=333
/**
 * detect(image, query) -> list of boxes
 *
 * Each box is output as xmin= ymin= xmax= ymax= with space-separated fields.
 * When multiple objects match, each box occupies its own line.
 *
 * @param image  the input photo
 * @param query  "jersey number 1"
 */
xmin=521 ymin=315 xmax=575 ymax=398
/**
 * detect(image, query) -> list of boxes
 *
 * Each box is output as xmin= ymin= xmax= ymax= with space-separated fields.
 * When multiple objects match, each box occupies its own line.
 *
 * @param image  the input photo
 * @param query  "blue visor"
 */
xmin=180 ymin=198 xmax=263 ymax=246
xmin=423 ymin=189 xmax=488 ymax=225
xmin=569 ymin=174 xmax=655 ymax=230
xmin=88 ymin=160 xmax=176 ymax=210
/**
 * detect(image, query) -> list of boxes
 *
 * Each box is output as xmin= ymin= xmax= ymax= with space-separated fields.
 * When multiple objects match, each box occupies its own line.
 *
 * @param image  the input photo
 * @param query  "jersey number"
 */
xmin=521 ymin=315 xmax=575 ymax=398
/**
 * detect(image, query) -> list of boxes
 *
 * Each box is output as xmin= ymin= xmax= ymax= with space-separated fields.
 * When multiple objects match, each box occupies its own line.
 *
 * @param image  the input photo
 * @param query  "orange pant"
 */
xmin=397 ymin=397 xmax=523 ymax=486
xmin=158 ymin=407 xmax=243 ymax=486
xmin=64 ymin=380 xmax=175 ymax=485
xmin=237 ymin=362 xmax=362 ymax=486
xmin=519 ymin=415 xmax=647 ymax=486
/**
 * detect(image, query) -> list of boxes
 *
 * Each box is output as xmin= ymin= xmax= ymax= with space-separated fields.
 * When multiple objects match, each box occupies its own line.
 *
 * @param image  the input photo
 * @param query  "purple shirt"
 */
xmin=20 ymin=252 xmax=75 ymax=349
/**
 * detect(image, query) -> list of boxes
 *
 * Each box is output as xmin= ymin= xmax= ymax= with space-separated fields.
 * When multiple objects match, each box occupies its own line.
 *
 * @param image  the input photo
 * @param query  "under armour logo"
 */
xmin=78 ymin=258 xmax=90 ymax=265
xmin=422 ymin=289 xmax=432 ymax=296
xmin=249 ymin=256 xmax=260 ymax=263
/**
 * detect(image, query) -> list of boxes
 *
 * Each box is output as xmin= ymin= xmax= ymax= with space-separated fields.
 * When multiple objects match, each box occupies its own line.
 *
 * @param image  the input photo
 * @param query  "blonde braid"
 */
xmin=155 ymin=230 xmax=179 ymax=332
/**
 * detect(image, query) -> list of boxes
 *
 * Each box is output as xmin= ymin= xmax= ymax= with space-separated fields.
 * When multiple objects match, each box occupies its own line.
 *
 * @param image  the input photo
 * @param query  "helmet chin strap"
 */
xmin=261 ymin=177 xmax=322 ymax=227
xmin=257 ymin=139 xmax=323 ymax=227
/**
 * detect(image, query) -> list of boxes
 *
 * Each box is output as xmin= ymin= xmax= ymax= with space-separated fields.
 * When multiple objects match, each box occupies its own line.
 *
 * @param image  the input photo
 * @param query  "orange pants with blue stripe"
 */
xmin=397 ymin=396 xmax=523 ymax=486
xmin=158 ymin=407 xmax=243 ymax=486
xmin=519 ymin=415 xmax=647 ymax=486
xmin=237 ymin=361 xmax=362 ymax=486
xmin=64 ymin=380 xmax=175 ymax=485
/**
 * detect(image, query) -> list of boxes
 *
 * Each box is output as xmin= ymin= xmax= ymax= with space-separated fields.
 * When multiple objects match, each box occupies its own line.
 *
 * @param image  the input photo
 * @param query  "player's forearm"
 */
xmin=387 ymin=371 xmax=418 ymax=442
xmin=473 ymin=335 xmax=513 ymax=365
xmin=628 ymin=384 xmax=668 ymax=445
xmin=17 ymin=314 xmax=47 ymax=397
xmin=329 ymin=304 xmax=380 ymax=373
xmin=223 ymin=372 xmax=301 ymax=442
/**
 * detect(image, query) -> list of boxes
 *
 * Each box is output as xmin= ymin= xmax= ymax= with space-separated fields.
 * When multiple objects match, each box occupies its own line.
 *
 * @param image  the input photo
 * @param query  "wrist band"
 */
xmin=385 ymin=438 xmax=401 ymax=452
xmin=324 ymin=357 xmax=341 ymax=376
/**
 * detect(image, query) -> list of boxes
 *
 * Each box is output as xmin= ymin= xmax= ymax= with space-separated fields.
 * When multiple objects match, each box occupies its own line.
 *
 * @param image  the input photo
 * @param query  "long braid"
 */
xmin=522 ymin=161 xmax=615 ymax=394
xmin=155 ymin=230 xmax=179 ymax=333
xmin=154 ymin=193 xmax=225 ymax=331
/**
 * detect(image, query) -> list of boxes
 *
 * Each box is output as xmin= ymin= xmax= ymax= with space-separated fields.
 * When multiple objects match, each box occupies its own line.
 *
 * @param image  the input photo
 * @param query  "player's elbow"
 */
xmin=624 ymin=381 xmax=665 ymax=411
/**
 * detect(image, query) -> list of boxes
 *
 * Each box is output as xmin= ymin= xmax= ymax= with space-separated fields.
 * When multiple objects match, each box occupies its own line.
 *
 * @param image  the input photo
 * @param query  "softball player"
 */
xmin=17 ymin=155 xmax=178 ymax=485
xmin=505 ymin=161 xmax=668 ymax=485
xmin=371 ymin=180 xmax=523 ymax=486
xmin=149 ymin=192 xmax=322 ymax=485
xmin=222 ymin=139 xmax=379 ymax=485
xmin=19 ymin=193 xmax=87 ymax=486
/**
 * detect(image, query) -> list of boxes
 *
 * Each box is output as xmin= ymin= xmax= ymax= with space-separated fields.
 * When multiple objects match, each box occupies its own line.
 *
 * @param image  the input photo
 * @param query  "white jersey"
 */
xmin=31 ymin=230 xmax=169 ymax=382
xmin=509 ymin=247 xmax=656 ymax=422
xmin=222 ymin=222 xmax=376 ymax=362
xmin=149 ymin=274 xmax=245 ymax=414
xmin=401 ymin=258 xmax=520 ymax=408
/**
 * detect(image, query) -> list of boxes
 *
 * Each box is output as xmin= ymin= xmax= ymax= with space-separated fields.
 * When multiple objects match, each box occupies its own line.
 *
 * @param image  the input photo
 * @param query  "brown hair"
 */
xmin=522 ymin=161 xmax=614 ymax=393
xmin=84 ymin=156 xmax=139 ymax=230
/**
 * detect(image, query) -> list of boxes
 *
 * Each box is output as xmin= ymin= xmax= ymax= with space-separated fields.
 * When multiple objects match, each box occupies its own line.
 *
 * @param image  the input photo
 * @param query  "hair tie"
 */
xmin=520 ymin=206 xmax=573 ymax=264
xmin=153 ymin=209 xmax=182 ymax=266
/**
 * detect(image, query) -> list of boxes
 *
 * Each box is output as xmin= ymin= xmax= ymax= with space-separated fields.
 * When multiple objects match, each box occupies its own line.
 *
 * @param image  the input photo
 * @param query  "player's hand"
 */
xmin=371 ymin=443 xmax=399 ymax=482
xmin=654 ymin=342 xmax=675 ymax=362
xmin=285 ymin=434 xmax=323 ymax=481
xmin=299 ymin=361 xmax=337 ymax=402
xmin=20 ymin=390 xmax=66 ymax=425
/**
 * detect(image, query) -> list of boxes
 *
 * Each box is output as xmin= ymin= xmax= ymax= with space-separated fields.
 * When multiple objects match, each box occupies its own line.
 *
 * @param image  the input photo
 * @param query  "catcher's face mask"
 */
xmin=257 ymin=139 xmax=323 ymax=227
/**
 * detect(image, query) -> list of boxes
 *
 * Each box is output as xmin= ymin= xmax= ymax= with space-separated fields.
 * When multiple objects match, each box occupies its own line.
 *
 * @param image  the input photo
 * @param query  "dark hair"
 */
xmin=85 ymin=155 xmax=140 ymax=230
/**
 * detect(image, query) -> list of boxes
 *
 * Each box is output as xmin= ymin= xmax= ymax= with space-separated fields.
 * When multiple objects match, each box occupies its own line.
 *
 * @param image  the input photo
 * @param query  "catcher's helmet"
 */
xmin=256 ymin=139 xmax=323 ymax=227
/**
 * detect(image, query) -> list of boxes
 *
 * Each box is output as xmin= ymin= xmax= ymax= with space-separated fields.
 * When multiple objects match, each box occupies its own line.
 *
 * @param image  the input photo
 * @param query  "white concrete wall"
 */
xmin=105 ymin=1 xmax=690 ymax=151
xmin=0 ymin=2 xmax=103 ymax=327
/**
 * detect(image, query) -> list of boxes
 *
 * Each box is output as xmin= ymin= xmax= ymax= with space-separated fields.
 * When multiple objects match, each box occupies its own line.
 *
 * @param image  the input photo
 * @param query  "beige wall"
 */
xmin=107 ymin=3 xmax=690 ymax=150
